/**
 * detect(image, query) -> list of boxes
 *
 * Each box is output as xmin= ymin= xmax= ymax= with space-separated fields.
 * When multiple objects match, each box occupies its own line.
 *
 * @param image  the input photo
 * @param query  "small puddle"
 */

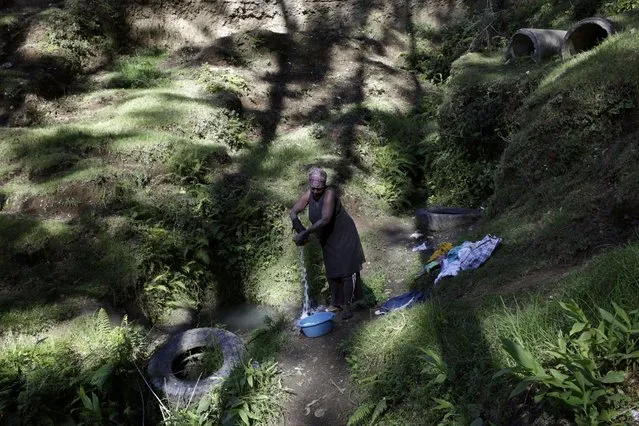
xmin=215 ymin=303 xmax=276 ymax=333
xmin=216 ymin=247 xmax=313 ymax=334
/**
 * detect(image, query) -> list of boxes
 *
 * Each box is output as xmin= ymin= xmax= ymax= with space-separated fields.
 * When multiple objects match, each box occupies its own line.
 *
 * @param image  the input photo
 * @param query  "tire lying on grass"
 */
xmin=147 ymin=327 xmax=246 ymax=401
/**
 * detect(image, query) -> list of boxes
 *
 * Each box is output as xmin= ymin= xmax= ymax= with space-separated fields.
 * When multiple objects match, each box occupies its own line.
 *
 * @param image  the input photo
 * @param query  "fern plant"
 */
xmin=498 ymin=301 xmax=639 ymax=425
xmin=222 ymin=360 xmax=287 ymax=425
xmin=348 ymin=397 xmax=388 ymax=426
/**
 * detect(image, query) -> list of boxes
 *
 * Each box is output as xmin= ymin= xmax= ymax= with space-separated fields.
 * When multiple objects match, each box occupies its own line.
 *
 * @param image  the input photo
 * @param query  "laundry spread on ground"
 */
xmin=416 ymin=260 xmax=440 ymax=277
xmin=434 ymin=235 xmax=502 ymax=284
xmin=427 ymin=242 xmax=454 ymax=262
xmin=412 ymin=241 xmax=434 ymax=252
xmin=375 ymin=290 xmax=425 ymax=315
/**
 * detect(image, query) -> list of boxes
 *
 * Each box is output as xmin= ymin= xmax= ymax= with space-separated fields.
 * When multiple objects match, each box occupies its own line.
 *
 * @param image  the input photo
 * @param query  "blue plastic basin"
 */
xmin=299 ymin=312 xmax=335 ymax=337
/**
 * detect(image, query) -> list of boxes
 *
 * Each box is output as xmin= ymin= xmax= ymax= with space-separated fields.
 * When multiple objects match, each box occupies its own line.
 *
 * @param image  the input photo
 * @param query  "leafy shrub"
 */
xmin=191 ymin=109 xmax=250 ymax=151
xmin=500 ymin=301 xmax=639 ymax=425
xmin=107 ymin=49 xmax=169 ymax=89
xmin=434 ymin=53 xmax=547 ymax=207
xmin=427 ymin=146 xmax=496 ymax=208
xmin=137 ymin=224 xmax=211 ymax=322
xmin=0 ymin=310 xmax=146 ymax=425
xmin=603 ymin=0 xmax=639 ymax=13
xmin=0 ymin=342 xmax=81 ymax=423
xmin=405 ymin=18 xmax=476 ymax=84
xmin=198 ymin=67 xmax=250 ymax=96
xmin=359 ymin=111 xmax=433 ymax=211
xmin=370 ymin=144 xmax=413 ymax=207
xmin=34 ymin=0 xmax=121 ymax=74
xmin=204 ymin=178 xmax=286 ymax=304
xmin=159 ymin=360 xmax=287 ymax=426
xmin=221 ymin=360 xmax=287 ymax=425
xmin=168 ymin=143 xmax=228 ymax=184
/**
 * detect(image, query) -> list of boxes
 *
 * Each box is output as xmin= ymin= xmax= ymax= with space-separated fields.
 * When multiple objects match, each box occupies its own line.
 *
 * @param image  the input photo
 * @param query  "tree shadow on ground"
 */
xmin=0 ymin=2 xmax=499 ymax=425
xmin=353 ymin=298 xmax=502 ymax=423
xmin=432 ymin=300 xmax=503 ymax=422
xmin=0 ymin=0 xmax=437 ymax=318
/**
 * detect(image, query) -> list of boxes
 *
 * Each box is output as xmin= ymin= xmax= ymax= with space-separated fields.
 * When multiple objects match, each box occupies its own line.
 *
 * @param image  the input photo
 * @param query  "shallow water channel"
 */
xmin=216 ymin=247 xmax=311 ymax=334
xmin=215 ymin=303 xmax=277 ymax=333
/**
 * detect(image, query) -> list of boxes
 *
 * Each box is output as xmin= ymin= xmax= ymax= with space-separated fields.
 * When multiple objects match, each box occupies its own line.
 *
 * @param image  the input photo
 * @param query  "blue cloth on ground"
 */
xmin=375 ymin=290 xmax=425 ymax=315
xmin=434 ymin=235 xmax=502 ymax=284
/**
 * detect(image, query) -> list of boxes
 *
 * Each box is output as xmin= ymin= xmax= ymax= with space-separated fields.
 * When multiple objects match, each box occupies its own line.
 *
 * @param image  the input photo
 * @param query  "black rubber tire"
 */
xmin=147 ymin=328 xmax=246 ymax=401
xmin=416 ymin=207 xmax=482 ymax=231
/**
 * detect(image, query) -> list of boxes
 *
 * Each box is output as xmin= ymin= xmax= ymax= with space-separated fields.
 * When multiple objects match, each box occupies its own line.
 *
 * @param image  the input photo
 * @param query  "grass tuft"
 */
xmin=349 ymin=242 xmax=639 ymax=423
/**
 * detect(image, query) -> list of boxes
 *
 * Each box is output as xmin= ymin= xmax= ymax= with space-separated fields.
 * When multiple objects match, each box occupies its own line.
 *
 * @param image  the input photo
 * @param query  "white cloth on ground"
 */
xmin=434 ymin=235 xmax=502 ymax=284
xmin=412 ymin=242 xmax=433 ymax=252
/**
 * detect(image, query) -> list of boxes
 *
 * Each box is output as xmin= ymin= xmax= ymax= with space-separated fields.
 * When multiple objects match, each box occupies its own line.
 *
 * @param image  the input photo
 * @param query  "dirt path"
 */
xmin=276 ymin=214 xmax=425 ymax=425
xmin=278 ymin=310 xmax=370 ymax=426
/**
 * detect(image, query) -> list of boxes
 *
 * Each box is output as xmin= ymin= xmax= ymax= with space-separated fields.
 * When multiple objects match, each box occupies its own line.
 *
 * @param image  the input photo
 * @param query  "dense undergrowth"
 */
xmin=345 ymin=2 xmax=639 ymax=425
xmin=1 ymin=0 xmax=639 ymax=424
xmin=0 ymin=307 xmax=291 ymax=425
xmin=347 ymin=243 xmax=639 ymax=425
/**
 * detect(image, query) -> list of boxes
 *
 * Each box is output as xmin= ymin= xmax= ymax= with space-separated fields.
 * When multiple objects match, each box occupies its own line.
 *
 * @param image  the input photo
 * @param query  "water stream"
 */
xmin=298 ymin=247 xmax=312 ymax=319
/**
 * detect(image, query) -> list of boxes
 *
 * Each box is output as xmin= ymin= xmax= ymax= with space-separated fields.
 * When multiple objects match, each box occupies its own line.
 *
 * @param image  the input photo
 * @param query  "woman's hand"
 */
xmin=293 ymin=231 xmax=308 ymax=246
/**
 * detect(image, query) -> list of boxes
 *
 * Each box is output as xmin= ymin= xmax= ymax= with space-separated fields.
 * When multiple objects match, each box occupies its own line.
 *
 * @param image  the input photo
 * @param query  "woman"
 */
xmin=290 ymin=167 xmax=365 ymax=319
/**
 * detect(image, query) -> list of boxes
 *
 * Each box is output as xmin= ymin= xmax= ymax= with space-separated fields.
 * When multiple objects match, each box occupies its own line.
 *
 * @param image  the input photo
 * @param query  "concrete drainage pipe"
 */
xmin=504 ymin=28 xmax=567 ymax=63
xmin=416 ymin=207 xmax=483 ymax=232
xmin=562 ymin=17 xmax=614 ymax=59
xmin=147 ymin=328 xmax=246 ymax=401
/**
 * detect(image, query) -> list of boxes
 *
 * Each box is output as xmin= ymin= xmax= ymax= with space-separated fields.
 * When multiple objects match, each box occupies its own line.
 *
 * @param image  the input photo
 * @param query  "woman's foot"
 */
xmin=341 ymin=310 xmax=353 ymax=320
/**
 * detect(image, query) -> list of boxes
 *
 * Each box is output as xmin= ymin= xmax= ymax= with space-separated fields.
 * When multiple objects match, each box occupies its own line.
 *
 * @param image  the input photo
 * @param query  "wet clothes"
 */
xmin=308 ymin=188 xmax=365 ymax=305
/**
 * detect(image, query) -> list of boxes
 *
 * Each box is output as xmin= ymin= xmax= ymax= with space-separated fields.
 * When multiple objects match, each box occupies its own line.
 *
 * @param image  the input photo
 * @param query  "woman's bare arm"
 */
xmin=290 ymin=190 xmax=310 ymax=220
xmin=299 ymin=188 xmax=335 ymax=236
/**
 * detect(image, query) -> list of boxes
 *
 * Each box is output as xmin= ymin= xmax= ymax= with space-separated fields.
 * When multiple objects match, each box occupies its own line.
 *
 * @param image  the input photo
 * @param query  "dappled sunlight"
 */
xmin=2 ymin=0 xmax=639 ymax=423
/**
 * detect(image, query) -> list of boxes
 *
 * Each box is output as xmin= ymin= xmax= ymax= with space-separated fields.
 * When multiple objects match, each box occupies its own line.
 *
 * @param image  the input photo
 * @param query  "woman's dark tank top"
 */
xmin=308 ymin=188 xmax=365 ymax=278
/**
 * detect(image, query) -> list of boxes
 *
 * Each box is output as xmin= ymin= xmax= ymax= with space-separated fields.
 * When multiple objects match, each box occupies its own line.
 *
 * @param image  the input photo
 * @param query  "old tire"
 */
xmin=147 ymin=328 xmax=246 ymax=401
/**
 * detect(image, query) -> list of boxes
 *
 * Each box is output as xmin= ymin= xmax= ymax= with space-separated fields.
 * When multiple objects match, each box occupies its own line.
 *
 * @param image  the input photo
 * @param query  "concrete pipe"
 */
xmin=562 ymin=17 xmax=614 ymax=59
xmin=504 ymin=28 xmax=567 ymax=64
xmin=416 ymin=207 xmax=482 ymax=232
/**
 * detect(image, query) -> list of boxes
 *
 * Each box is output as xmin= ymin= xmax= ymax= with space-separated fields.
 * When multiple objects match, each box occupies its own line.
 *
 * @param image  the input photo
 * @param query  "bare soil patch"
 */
xmin=278 ymin=309 xmax=372 ymax=426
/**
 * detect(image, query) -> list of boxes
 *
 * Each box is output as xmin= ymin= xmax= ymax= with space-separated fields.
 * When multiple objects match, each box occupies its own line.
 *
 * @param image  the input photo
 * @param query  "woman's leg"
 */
xmin=327 ymin=277 xmax=342 ymax=312
xmin=341 ymin=273 xmax=357 ymax=319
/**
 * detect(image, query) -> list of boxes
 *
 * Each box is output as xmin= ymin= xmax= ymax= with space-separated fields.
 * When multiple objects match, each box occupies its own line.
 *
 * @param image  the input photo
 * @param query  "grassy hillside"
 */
xmin=1 ymin=0 xmax=639 ymax=424
xmin=345 ymin=5 xmax=639 ymax=426
xmin=0 ymin=1 xmax=427 ymax=421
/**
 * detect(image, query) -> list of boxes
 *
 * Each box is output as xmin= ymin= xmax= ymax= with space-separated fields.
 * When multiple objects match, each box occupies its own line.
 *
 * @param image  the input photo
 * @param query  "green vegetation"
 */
xmin=501 ymin=301 xmax=639 ymax=425
xmin=173 ymin=346 xmax=225 ymax=381
xmin=198 ymin=67 xmax=251 ymax=97
xmin=347 ymin=243 xmax=639 ymax=424
xmin=106 ymin=49 xmax=171 ymax=89
xmin=158 ymin=315 xmax=290 ymax=425
xmin=28 ymin=0 xmax=122 ymax=77
xmin=344 ymin=3 xmax=639 ymax=425
xmin=161 ymin=360 xmax=287 ymax=426
xmin=0 ymin=309 xmax=147 ymax=425
xmin=2 ymin=0 xmax=639 ymax=423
